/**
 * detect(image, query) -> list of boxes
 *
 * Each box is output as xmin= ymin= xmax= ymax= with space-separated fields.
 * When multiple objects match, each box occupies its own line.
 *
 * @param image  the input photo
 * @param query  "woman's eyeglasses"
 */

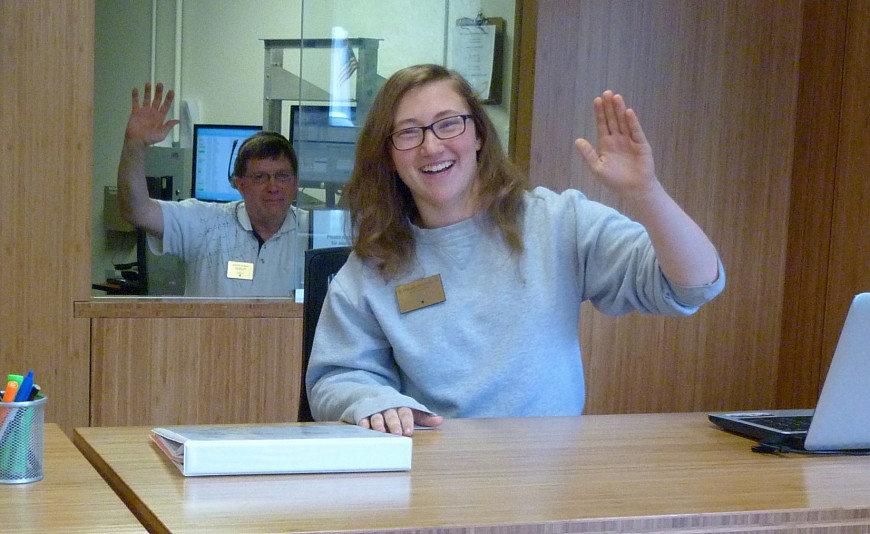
xmin=388 ymin=114 xmax=472 ymax=151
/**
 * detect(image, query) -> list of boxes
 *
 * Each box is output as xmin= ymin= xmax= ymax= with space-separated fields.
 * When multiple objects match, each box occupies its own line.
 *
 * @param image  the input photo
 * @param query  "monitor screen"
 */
xmin=191 ymin=124 xmax=261 ymax=202
xmin=289 ymin=105 xmax=359 ymax=189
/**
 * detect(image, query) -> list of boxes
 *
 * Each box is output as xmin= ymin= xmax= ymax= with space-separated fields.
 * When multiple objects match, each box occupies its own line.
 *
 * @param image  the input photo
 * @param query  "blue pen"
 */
xmin=13 ymin=371 xmax=34 ymax=402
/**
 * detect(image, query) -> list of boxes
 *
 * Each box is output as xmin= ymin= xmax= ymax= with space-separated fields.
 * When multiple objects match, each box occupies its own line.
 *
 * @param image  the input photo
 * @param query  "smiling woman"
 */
xmin=305 ymin=63 xmax=725 ymax=435
xmin=91 ymin=0 xmax=519 ymax=297
xmin=388 ymin=81 xmax=482 ymax=229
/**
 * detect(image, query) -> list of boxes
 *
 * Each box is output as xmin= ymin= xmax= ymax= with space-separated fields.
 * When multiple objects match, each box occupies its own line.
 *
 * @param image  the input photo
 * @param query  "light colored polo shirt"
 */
xmin=148 ymin=199 xmax=308 ymax=297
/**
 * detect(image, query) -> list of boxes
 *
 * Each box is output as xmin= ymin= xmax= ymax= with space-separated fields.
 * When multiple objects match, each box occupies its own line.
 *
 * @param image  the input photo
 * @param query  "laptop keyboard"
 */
xmin=742 ymin=415 xmax=813 ymax=432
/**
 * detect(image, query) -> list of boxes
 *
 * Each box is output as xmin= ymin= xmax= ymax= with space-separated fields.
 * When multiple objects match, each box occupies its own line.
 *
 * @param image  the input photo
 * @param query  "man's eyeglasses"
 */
xmin=388 ymin=114 xmax=472 ymax=151
xmin=241 ymin=172 xmax=296 ymax=184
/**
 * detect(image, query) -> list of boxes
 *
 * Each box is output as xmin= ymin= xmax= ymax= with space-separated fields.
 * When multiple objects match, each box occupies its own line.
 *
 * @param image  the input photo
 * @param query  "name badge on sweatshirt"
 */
xmin=396 ymin=274 xmax=446 ymax=313
xmin=227 ymin=261 xmax=255 ymax=280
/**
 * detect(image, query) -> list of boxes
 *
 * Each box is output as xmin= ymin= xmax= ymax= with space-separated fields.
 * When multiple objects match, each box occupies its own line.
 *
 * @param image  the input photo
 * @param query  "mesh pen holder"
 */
xmin=0 ymin=393 xmax=47 ymax=484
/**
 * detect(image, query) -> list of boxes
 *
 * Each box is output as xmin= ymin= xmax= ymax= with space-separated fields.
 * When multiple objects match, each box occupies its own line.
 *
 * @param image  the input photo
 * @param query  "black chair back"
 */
xmin=299 ymin=246 xmax=351 ymax=422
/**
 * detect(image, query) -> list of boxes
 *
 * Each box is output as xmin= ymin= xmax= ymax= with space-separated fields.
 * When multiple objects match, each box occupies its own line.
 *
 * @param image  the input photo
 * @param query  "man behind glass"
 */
xmin=116 ymin=82 xmax=305 ymax=297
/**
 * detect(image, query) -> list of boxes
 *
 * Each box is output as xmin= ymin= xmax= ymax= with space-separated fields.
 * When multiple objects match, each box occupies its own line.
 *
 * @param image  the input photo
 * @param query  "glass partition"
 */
xmin=92 ymin=0 xmax=517 ymax=298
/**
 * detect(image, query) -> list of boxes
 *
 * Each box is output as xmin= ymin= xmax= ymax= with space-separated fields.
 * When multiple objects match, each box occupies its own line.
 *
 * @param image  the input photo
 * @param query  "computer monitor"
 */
xmin=191 ymin=124 xmax=261 ymax=202
xmin=289 ymin=105 xmax=359 ymax=193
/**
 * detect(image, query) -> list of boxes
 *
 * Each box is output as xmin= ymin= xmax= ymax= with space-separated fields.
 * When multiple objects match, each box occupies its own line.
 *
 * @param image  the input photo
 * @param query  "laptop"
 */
xmin=709 ymin=292 xmax=870 ymax=451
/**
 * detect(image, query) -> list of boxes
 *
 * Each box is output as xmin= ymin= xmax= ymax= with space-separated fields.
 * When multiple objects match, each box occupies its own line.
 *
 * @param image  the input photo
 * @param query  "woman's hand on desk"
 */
xmin=360 ymin=407 xmax=443 ymax=437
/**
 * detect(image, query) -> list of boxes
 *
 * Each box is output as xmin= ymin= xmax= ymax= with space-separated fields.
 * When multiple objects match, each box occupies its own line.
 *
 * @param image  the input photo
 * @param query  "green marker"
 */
xmin=1 ymin=375 xmax=22 ymax=402
xmin=6 ymin=374 xmax=23 ymax=388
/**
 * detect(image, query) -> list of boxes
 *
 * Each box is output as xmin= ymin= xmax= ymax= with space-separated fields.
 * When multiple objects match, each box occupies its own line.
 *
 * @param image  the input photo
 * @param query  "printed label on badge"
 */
xmin=396 ymin=274 xmax=446 ymax=313
xmin=227 ymin=261 xmax=255 ymax=280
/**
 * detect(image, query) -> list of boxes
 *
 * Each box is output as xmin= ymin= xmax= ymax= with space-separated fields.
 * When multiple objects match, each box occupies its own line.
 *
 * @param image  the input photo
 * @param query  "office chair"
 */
xmin=299 ymin=246 xmax=352 ymax=422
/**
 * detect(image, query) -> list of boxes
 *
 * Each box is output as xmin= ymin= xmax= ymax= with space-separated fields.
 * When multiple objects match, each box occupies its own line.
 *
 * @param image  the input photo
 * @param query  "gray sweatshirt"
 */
xmin=307 ymin=187 xmax=725 ymax=423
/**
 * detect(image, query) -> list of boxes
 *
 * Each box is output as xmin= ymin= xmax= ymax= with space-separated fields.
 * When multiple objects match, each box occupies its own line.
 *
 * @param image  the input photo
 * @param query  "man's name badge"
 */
xmin=396 ymin=274 xmax=446 ymax=314
xmin=227 ymin=261 xmax=255 ymax=280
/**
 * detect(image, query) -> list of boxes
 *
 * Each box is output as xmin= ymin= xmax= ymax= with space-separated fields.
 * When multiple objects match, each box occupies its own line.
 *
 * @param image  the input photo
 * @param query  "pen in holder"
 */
xmin=0 ymin=393 xmax=47 ymax=484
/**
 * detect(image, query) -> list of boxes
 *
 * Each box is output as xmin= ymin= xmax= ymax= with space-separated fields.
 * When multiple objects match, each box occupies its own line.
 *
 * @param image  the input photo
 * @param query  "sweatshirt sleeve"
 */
xmin=557 ymin=188 xmax=725 ymax=316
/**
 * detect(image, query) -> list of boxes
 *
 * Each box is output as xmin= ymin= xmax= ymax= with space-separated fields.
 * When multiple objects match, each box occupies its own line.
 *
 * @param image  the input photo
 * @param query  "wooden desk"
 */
xmin=0 ymin=423 xmax=144 ymax=532
xmin=73 ymin=413 xmax=870 ymax=533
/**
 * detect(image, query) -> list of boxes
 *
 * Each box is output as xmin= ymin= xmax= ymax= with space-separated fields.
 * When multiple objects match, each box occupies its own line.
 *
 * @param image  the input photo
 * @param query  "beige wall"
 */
xmin=91 ymin=0 xmax=518 ymax=292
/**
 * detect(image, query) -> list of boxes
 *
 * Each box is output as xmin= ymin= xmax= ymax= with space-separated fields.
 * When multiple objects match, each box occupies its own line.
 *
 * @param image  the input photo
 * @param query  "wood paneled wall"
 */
xmin=4 ymin=0 xmax=869 ymax=432
xmin=0 ymin=1 xmax=93 ymax=434
xmin=76 ymin=300 xmax=304 ymax=426
xmin=526 ymin=0 xmax=870 ymax=414
xmin=821 ymin=0 xmax=870 ymax=380
xmin=89 ymin=317 xmax=302 ymax=426
xmin=776 ymin=0 xmax=849 ymax=408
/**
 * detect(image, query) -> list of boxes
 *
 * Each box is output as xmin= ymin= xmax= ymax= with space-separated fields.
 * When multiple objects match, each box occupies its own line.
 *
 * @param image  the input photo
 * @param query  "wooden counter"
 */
xmin=74 ymin=413 xmax=870 ymax=533
xmin=0 ymin=423 xmax=144 ymax=532
xmin=75 ymin=297 xmax=302 ymax=318
xmin=75 ymin=298 xmax=304 ymax=426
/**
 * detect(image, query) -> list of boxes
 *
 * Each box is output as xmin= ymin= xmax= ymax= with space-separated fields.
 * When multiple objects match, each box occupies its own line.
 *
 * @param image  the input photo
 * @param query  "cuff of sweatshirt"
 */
xmin=343 ymin=393 xmax=434 ymax=425
xmin=665 ymin=256 xmax=726 ymax=311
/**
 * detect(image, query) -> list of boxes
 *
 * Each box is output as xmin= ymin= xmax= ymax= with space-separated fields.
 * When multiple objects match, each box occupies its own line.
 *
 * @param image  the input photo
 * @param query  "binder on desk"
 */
xmin=150 ymin=423 xmax=412 ymax=476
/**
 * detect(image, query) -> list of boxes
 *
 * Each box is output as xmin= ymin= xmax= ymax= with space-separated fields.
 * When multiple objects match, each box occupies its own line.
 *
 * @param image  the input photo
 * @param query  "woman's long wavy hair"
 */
xmin=343 ymin=64 xmax=528 ymax=280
